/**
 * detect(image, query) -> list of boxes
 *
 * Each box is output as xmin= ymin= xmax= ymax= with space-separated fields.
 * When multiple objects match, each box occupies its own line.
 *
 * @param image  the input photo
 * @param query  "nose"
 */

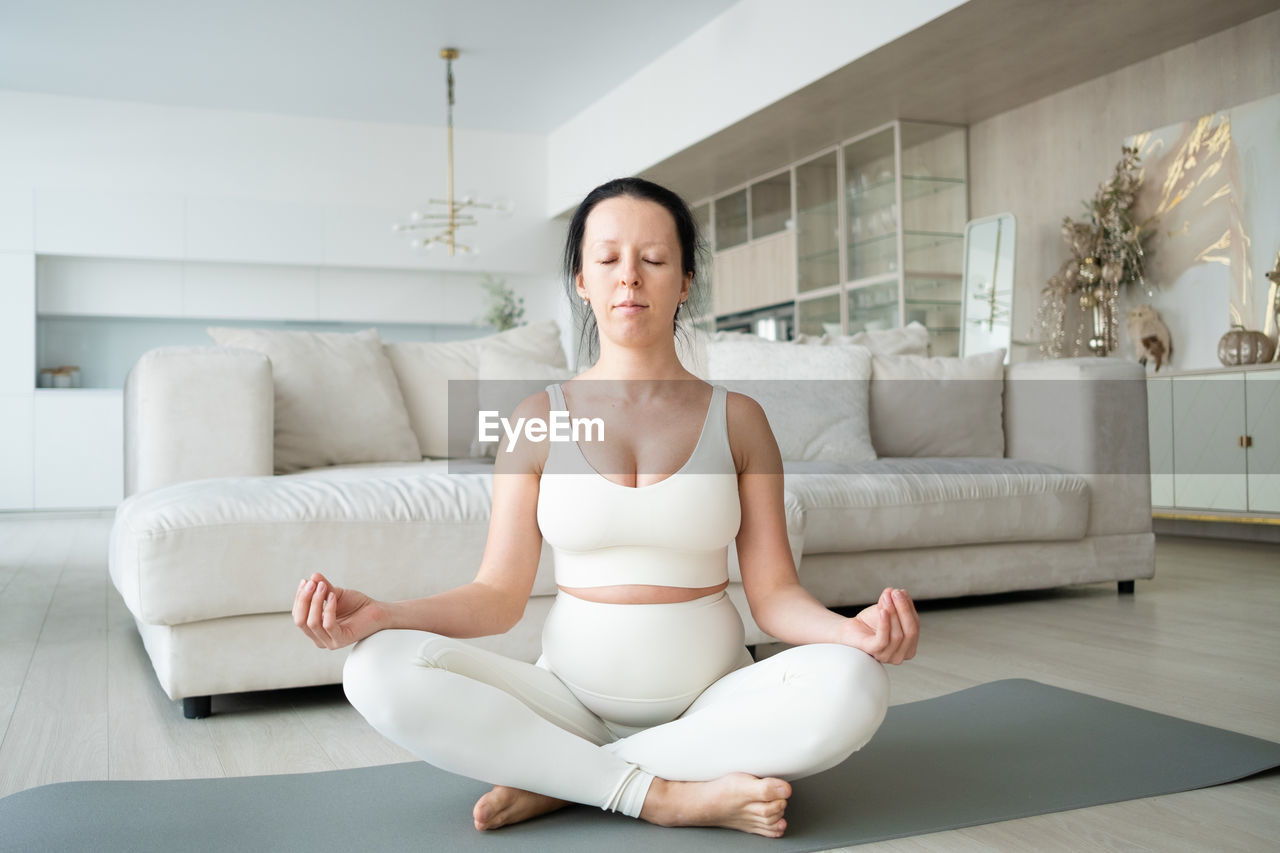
xmin=617 ymin=256 xmax=640 ymax=288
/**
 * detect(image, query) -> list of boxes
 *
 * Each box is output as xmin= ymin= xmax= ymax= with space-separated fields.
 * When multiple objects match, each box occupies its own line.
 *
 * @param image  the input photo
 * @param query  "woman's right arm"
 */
xmin=293 ymin=391 xmax=551 ymax=650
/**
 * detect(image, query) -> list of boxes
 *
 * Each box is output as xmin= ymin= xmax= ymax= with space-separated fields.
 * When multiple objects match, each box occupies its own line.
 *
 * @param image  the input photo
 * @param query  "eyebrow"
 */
xmin=588 ymin=240 xmax=671 ymax=249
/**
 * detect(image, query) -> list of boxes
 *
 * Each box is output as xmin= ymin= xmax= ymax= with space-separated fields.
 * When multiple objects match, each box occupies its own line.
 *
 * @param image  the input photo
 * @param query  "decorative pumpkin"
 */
xmin=1217 ymin=325 xmax=1276 ymax=366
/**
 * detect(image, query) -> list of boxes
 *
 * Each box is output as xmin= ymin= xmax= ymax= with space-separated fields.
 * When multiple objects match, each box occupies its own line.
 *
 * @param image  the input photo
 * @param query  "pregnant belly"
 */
xmin=541 ymin=590 xmax=748 ymax=728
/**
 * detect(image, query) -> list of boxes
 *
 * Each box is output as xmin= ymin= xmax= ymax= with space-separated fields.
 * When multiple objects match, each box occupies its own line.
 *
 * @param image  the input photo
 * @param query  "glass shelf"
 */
xmin=846 ymin=174 xmax=966 ymax=208
xmin=796 ymin=291 xmax=841 ymax=337
xmin=847 ymin=280 xmax=899 ymax=334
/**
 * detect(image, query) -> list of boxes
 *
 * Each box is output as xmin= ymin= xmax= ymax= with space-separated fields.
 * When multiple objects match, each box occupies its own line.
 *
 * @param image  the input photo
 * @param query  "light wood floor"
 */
xmin=0 ymin=515 xmax=1277 ymax=851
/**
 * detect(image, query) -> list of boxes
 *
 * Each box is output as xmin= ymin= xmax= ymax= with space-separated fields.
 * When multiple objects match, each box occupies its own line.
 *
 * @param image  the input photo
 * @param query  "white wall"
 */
xmin=545 ymin=0 xmax=966 ymax=215
xmin=0 ymin=90 xmax=572 ymax=509
xmin=0 ymin=89 xmax=561 ymax=278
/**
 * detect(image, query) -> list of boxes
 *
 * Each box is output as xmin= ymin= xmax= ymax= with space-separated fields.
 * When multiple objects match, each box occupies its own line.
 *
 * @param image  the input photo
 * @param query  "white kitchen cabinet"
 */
xmin=1172 ymin=372 xmax=1248 ymax=511
xmin=185 ymin=196 xmax=326 ymax=265
xmin=1147 ymin=376 xmax=1173 ymax=508
xmin=37 ymin=256 xmax=184 ymax=317
xmin=182 ymin=262 xmax=319 ymax=320
xmin=1155 ymin=364 xmax=1279 ymax=516
xmin=0 ymin=253 xmax=35 ymax=393
xmin=32 ymin=390 xmax=124 ymax=509
xmin=0 ymin=393 xmax=34 ymax=510
xmin=0 ymin=189 xmax=34 ymax=253
xmin=1246 ymin=369 xmax=1280 ymax=513
xmin=35 ymin=189 xmax=186 ymax=259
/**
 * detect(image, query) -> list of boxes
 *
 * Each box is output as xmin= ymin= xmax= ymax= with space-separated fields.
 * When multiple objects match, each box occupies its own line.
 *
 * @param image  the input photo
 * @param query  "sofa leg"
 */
xmin=183 ymin=696 xmax=212 ymax=719
xmin=1117 ymin=580 xmax=1135 ymax=595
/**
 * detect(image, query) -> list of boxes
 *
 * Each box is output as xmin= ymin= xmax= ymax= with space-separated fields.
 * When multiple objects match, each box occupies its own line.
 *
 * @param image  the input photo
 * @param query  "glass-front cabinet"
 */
xmin=750 ymin=172 xmax=792 ymax=239
xmin=846 ymin=280 xmax=899 ymax=335
xmin=714 ymin=188 xmax=749 ymax=251
xmin=844 ymin=127 xmax=899 ymax=283
xmin=703 ymin=119 xmax=966 ymax=349
xmin=795 ymin=291 xmax=841 ymax=338
xmin=843 ymin=120 xmax=967 ymax=354
xmin=795 ymin=151 xmax=840 ymax=294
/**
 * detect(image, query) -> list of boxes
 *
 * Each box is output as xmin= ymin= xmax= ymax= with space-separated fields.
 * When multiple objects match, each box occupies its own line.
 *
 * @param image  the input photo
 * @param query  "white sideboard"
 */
xmin=1147 ymin=363 xmax=1280 ymax=519
xmin=0 ymin=189 xmax=561 ymax=511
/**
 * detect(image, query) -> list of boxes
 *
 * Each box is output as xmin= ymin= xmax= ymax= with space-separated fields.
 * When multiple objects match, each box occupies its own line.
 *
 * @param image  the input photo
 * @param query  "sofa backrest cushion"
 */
xmin=472 ymin=347 xmax=577 ymax=457
xmin=385 ymin=321 xmax=569 ymax=458
xmin=869 ymin=348 xmax=1007 ymax=457
xmin=705 ymin=335 xmax=876 ymax=463
xmin=795 ymin=321 xmax=932 ymax=356
xmin=206 ymin=326 xmax=422 ymax=474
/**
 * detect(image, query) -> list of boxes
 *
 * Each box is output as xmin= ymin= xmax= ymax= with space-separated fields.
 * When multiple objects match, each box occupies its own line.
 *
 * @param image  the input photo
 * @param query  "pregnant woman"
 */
xmin=294 ymin=176 xmax=919 ymax=838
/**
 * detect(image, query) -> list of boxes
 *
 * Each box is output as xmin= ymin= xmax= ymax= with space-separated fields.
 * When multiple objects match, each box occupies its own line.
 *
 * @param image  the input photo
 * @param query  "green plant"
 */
xmin=479 ymin=275 xmax=525 ymax=331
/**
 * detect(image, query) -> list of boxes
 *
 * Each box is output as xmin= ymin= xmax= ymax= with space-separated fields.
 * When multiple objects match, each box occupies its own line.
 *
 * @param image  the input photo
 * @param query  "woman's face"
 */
xmin=576 ymin=196 xmax=691 ymax=345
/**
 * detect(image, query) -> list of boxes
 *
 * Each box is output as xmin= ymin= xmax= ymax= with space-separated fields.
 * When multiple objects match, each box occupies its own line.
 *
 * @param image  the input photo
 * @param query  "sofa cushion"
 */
xmin=869 ymin=349 xmax=1007 ymax=457
xmin=109 ymin=460 xmax=556 ymax=627
xmin=472 ymin=347 xmax=577 ymax=457
xmin=385 ymin=321 xmax=568 ymax=458
xmin=206 ymin=326 xmax=421 ymax=474
xmin=796 ymin=322 xmax=931 ymax=355
xmin=782 ymin=457 xmax=1089 ymax=553
xmin=706 ymin=335 xmax=876 ymax=463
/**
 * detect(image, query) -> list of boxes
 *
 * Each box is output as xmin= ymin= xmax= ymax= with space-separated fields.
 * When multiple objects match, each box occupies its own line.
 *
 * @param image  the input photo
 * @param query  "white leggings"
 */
xmin=342 ymin=591 xmax=889 ymax=819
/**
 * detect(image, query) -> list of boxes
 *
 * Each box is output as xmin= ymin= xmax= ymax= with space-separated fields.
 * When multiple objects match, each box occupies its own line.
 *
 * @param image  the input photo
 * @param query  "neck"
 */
xmin=589 ymin=338 xmax=691 ymax=382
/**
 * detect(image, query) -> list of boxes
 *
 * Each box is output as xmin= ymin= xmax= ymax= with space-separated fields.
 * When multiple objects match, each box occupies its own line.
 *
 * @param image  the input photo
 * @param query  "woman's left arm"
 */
xmin=730 ymin=392 xmax=919 ymax=665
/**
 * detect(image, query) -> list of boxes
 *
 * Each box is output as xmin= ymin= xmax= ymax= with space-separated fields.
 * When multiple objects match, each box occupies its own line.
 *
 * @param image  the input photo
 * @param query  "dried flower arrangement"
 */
xmin=1036 ymin=146 xmax=1158 ymax=357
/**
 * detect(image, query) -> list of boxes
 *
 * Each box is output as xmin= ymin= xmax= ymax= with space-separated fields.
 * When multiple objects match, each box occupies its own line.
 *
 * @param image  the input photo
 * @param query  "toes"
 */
xmin=473 ymin=790 xmax=504 ymax=830
xmin=765 ymin=778 xmax=792 ymax=800
xmin=753 ymin=817 xmax=786 ymax=838
xmin=748 ymin=799 xmax=787 ymax=820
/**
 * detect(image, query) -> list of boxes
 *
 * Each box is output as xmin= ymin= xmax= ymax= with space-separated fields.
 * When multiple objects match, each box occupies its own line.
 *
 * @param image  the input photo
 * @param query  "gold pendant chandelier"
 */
xmin=393 ymin=48 xmax=511 ymax=256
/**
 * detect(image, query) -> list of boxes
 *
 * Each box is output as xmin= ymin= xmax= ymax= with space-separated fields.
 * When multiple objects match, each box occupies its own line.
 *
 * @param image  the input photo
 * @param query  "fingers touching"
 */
xmin=870 ymin=587 xmax=919 ymax=665
xmin=293 ymin=575 xmax=339 ymax=649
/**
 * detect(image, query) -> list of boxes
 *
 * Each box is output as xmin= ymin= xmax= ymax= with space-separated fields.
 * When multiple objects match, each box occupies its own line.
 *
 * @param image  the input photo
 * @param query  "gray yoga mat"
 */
xmin=3 ymin=679 xmax=1278 ymax=853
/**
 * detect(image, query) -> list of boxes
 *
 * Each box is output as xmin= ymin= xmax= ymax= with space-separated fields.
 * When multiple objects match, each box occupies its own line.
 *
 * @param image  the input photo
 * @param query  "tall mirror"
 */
xmin=960 ymin=213 xmax=1016 ymax=359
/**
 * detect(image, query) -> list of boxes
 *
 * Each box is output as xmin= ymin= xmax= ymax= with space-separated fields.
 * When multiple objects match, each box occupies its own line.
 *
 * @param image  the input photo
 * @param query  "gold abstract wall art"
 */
xmin=1125 ymin=91 xmax=1280 ymax=368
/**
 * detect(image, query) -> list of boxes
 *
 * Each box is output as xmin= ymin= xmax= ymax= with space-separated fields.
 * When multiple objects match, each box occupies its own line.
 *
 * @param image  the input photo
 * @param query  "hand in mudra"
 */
xmin=842 ymin=587 xmax=919 ymax=665
xmin=293 ymin=572 xmax=384 ymax=650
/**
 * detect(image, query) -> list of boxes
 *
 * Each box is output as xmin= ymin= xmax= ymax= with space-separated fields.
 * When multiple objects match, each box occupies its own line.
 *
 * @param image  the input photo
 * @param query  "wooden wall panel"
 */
xmin=968 ymin=10 xmax=1280 ymax=361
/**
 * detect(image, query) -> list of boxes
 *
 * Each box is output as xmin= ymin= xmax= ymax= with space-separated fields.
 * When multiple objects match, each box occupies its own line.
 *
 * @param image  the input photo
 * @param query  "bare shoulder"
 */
xmin=491 ymin=389 xmax=555 ymax=475
xmin=724 ymin=389 xmax=782 ymax=475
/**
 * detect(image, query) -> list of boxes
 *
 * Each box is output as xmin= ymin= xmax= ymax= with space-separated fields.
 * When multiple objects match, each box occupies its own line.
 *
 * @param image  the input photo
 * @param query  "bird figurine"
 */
xmin=1127 ymin=305 xmax=1173 ymax=371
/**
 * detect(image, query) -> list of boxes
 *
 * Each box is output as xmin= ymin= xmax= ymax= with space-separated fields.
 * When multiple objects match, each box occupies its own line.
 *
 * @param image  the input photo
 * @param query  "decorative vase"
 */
xmin=1217 ymin=325 xmax=1276 ymax=366
xmin=1085 ymin=286 xmax=1117 ymax=357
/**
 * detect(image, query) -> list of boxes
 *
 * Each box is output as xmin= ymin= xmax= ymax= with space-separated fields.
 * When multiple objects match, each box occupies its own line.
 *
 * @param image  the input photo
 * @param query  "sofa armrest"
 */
xmin=124 ymin=347 xmax=274 ymax=496
xmin=1003 ymin=357 xmax=1152 ymax=537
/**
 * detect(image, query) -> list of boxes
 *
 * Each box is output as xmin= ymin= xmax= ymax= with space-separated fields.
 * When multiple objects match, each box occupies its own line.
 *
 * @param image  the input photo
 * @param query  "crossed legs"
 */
xmin=342 ymin=629 xmax=888 ymax=835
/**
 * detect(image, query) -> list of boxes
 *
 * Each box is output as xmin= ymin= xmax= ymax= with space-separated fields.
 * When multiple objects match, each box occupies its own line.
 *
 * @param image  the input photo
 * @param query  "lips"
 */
xmin=614 ymin=302 xmax=647 ymax=312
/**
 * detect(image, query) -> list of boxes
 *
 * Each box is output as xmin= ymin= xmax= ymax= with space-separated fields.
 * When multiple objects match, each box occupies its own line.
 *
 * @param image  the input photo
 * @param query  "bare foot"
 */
xmin=473 ymin=785 xmax=569 ymax=830
xmin=640 ymin=772 xmax=792 ymax=838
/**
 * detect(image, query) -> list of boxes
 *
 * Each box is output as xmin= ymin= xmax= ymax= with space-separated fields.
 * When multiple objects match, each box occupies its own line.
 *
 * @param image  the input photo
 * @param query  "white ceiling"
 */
xmin=0 ymin=0 xmax=742 ymax=133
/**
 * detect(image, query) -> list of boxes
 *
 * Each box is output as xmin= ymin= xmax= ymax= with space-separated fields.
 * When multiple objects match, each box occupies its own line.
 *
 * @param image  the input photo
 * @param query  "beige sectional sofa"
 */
xmin=108 ymin=322 xmax=1155 ymax=718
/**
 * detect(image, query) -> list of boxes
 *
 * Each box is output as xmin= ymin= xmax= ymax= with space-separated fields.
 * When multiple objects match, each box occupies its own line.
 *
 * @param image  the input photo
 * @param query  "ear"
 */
xmin=575 ymin=272 xmax=587 ymax=301
xmin=680 ymin=272 xmax=692 ymax=303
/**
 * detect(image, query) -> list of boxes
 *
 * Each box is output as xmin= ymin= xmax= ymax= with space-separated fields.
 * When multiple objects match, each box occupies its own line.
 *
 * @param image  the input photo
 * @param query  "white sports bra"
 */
xmin=536 ymin=382 xmax=742 ymax=589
